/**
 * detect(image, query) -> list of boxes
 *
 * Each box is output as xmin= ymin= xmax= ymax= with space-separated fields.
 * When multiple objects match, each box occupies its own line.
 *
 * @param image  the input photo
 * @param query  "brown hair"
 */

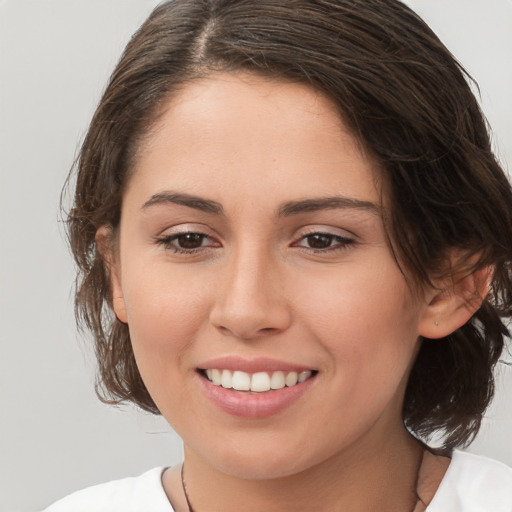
xmin=67 ymin=0 xmax=512 ymax=450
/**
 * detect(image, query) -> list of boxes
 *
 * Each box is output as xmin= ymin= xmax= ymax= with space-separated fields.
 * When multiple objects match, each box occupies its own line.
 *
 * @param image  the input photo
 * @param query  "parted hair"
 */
xmin=67 ymin=0 xmax=512 ymax=449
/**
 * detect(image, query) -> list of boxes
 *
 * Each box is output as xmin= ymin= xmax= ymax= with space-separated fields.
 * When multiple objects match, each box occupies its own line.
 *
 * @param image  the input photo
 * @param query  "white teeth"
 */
xmin=270 ymin=371 xmax=285 ymax=390
xmin=232 ymin=371 xmax=251 ymax=391
xmin=211 ymin=369 xmax=222 ymax=385
xmin=298 ymin=370 xmax=312 ymax=383
xmin=251 ymin=372 xmax=271 ymax=392
xmin=285 ymin=371 xmax=298 ymax=387
xmin=204 ymin=369 xmax=313 ymax=392
xmin=221 ymin=369 xmax=232 ymax=388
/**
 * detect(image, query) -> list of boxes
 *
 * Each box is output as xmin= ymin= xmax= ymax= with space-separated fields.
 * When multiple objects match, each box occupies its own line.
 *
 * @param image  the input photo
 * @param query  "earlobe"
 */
xmin=95 ymin=225 xmax=128 ymax=324
xmin=112 ymin=295 xmax=128 ymax=324
xmin=419 ymin=265 xmax=491 ymax=339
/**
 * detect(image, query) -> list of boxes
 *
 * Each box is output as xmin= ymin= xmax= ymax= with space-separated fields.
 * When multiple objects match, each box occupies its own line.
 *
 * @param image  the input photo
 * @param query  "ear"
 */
xmin=96 ymin=225 xmax=128 ymax=324
xmin=419 ymin=263 xmax=491 ymax=339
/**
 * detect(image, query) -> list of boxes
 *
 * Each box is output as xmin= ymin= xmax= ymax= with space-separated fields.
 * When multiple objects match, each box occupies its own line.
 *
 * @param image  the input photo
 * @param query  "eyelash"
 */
xmin=154 ymin=231 xmax=355 ymax=255
xmin=293 ymin=232 xmax=355 ymax=253
xmin=155 ymin=231 xmax=213 ymax=254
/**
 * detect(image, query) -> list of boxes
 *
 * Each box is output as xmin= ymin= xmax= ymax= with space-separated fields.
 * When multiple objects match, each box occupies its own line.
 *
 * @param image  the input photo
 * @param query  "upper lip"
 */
xmin=197 ymin=356 xmax=315 ymax=373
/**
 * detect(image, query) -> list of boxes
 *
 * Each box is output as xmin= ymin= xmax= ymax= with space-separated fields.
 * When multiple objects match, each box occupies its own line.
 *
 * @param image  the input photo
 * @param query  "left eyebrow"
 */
xmin=278 ymin=196 xmax=380 ymax=217
xmin=141 ymin=191 xmax=224 ymax=215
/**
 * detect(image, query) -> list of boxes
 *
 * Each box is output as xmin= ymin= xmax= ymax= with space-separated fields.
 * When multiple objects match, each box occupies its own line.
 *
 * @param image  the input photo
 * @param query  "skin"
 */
xmin=105 ymin=72 xmax=482 ymax=511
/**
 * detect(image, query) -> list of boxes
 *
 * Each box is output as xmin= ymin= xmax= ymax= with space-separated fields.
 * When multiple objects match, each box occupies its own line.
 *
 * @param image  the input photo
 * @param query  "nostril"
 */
xmin=210 ymin=295 xmax=292 ymax=340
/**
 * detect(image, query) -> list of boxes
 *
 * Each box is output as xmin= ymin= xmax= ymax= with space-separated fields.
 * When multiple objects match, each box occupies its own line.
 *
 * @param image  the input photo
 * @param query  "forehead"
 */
xmin=127 ymin=71 xmax=382 ymax=210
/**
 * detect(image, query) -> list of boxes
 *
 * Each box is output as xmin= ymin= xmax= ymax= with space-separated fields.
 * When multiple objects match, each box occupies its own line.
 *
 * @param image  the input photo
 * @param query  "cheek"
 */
xmin=295 ymin=258 xmax=416 ymax=335
xmin=291 ymin=260 xmax=420 ymax=392
xmin=120 ymin=261 xmax=212 ymax=376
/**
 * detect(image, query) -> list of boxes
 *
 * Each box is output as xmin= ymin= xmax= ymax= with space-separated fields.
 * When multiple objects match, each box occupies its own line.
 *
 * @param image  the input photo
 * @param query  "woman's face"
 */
xmin=111 ymin=72 xmax=430 ymax=478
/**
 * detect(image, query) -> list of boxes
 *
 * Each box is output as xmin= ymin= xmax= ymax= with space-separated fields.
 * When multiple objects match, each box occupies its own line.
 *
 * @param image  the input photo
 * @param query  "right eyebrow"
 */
xmin=277 ymin=196 xmax=380 ymax=217
xmin=141 ymin=191 xmax=224 ymax=215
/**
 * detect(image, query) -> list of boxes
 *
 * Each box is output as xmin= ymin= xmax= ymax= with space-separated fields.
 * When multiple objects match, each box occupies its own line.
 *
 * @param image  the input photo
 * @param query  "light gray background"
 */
xmin=1 ymin=1 xmax=511 ymax=511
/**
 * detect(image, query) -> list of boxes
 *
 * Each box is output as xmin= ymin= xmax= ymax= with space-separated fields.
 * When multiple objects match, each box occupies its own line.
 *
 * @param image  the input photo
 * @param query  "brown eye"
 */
xmin=294 ymin=231 xmax=355 ymax=253
xmin=175 ymin=233 xmax=206 ymax=249
xmin=155 ymin=231 xmax=214 ymax=253
xmin=305 ymin=234 xmax=335 ymax=249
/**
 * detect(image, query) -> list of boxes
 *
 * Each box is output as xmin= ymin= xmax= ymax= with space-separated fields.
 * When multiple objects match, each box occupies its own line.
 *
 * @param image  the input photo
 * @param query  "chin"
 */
xmin=216 ymin=456 xmax=310 ymax=481
xmin=195 ymin=436 xmax=336 ymax=481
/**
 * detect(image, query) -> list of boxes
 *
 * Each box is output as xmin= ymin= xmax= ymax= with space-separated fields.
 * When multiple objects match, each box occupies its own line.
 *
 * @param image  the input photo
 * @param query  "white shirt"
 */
xmin=427 ymin=451 xmax=512 ymax=511
xmin=43 ymin=467 xmax=173 ymax=512
xmin=43 ymin=450 xmax=512 ymax=511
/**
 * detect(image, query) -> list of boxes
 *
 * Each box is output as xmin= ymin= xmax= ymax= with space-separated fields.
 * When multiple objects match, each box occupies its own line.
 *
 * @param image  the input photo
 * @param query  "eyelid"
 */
xmin=290 ymin=225 xmax=358 ymax=254
xmin=294 ymin=224 xmax=357 ymax=240
xmin=155 ymin=222 xmax=216 ymax=237
xmin=153 ymin=223 xmax=222 ymax=255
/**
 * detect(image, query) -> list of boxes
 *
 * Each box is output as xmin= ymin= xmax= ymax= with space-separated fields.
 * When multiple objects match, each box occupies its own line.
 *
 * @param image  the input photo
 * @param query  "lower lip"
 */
xmin=197 ymin=373 xmax=316 ymax=419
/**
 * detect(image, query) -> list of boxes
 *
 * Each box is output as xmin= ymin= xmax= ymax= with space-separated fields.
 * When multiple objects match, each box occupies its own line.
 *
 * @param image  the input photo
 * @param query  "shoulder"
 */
xmin=42 ymin=467 xmax=174 ymax=512
xmin=428 ymin=450 xmax=512 ymax=511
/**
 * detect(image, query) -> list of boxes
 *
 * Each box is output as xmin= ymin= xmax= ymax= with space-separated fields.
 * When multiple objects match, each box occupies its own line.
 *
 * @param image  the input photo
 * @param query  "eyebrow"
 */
xmin=277 ymin=197 xmax=380 ymax=217
xmin=141 ymin=191 xmax=379 ymax=217
xmin=141 ymin=192 xmax=224 ymax=215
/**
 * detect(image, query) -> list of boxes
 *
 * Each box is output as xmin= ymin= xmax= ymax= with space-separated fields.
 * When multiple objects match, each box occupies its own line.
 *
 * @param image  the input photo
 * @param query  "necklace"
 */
xmin=180 ymin=450 xmax=432 ymax=512
xmin=181 ymin=463 xmax=196 ymax=512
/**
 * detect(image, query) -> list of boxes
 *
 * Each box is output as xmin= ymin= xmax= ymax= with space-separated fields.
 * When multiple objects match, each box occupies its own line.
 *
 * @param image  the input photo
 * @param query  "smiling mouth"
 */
xmin=199 ymin=369 xmax=317 ymax=393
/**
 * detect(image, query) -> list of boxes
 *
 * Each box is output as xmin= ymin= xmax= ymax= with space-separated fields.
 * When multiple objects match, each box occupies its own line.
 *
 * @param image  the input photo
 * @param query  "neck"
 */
xmin=167 ymin=426 xmax=424 ymax=512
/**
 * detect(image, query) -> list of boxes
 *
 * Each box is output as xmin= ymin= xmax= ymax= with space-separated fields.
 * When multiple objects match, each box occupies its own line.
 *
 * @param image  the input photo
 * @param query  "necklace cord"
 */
xmin=180 ymin=450 xmax=427 ymax=512
xmin=181 ymin=463 xmax=195 ymax=512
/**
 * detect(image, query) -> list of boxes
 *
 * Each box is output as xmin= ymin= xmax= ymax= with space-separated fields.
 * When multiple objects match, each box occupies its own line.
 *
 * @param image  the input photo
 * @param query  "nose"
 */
xmin=209 ymin=248 xmax=292 ymax=340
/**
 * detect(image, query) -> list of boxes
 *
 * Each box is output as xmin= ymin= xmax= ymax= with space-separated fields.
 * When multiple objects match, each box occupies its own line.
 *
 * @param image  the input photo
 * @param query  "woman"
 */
xmin=45 ymin=0 xmax=512 ymax=510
